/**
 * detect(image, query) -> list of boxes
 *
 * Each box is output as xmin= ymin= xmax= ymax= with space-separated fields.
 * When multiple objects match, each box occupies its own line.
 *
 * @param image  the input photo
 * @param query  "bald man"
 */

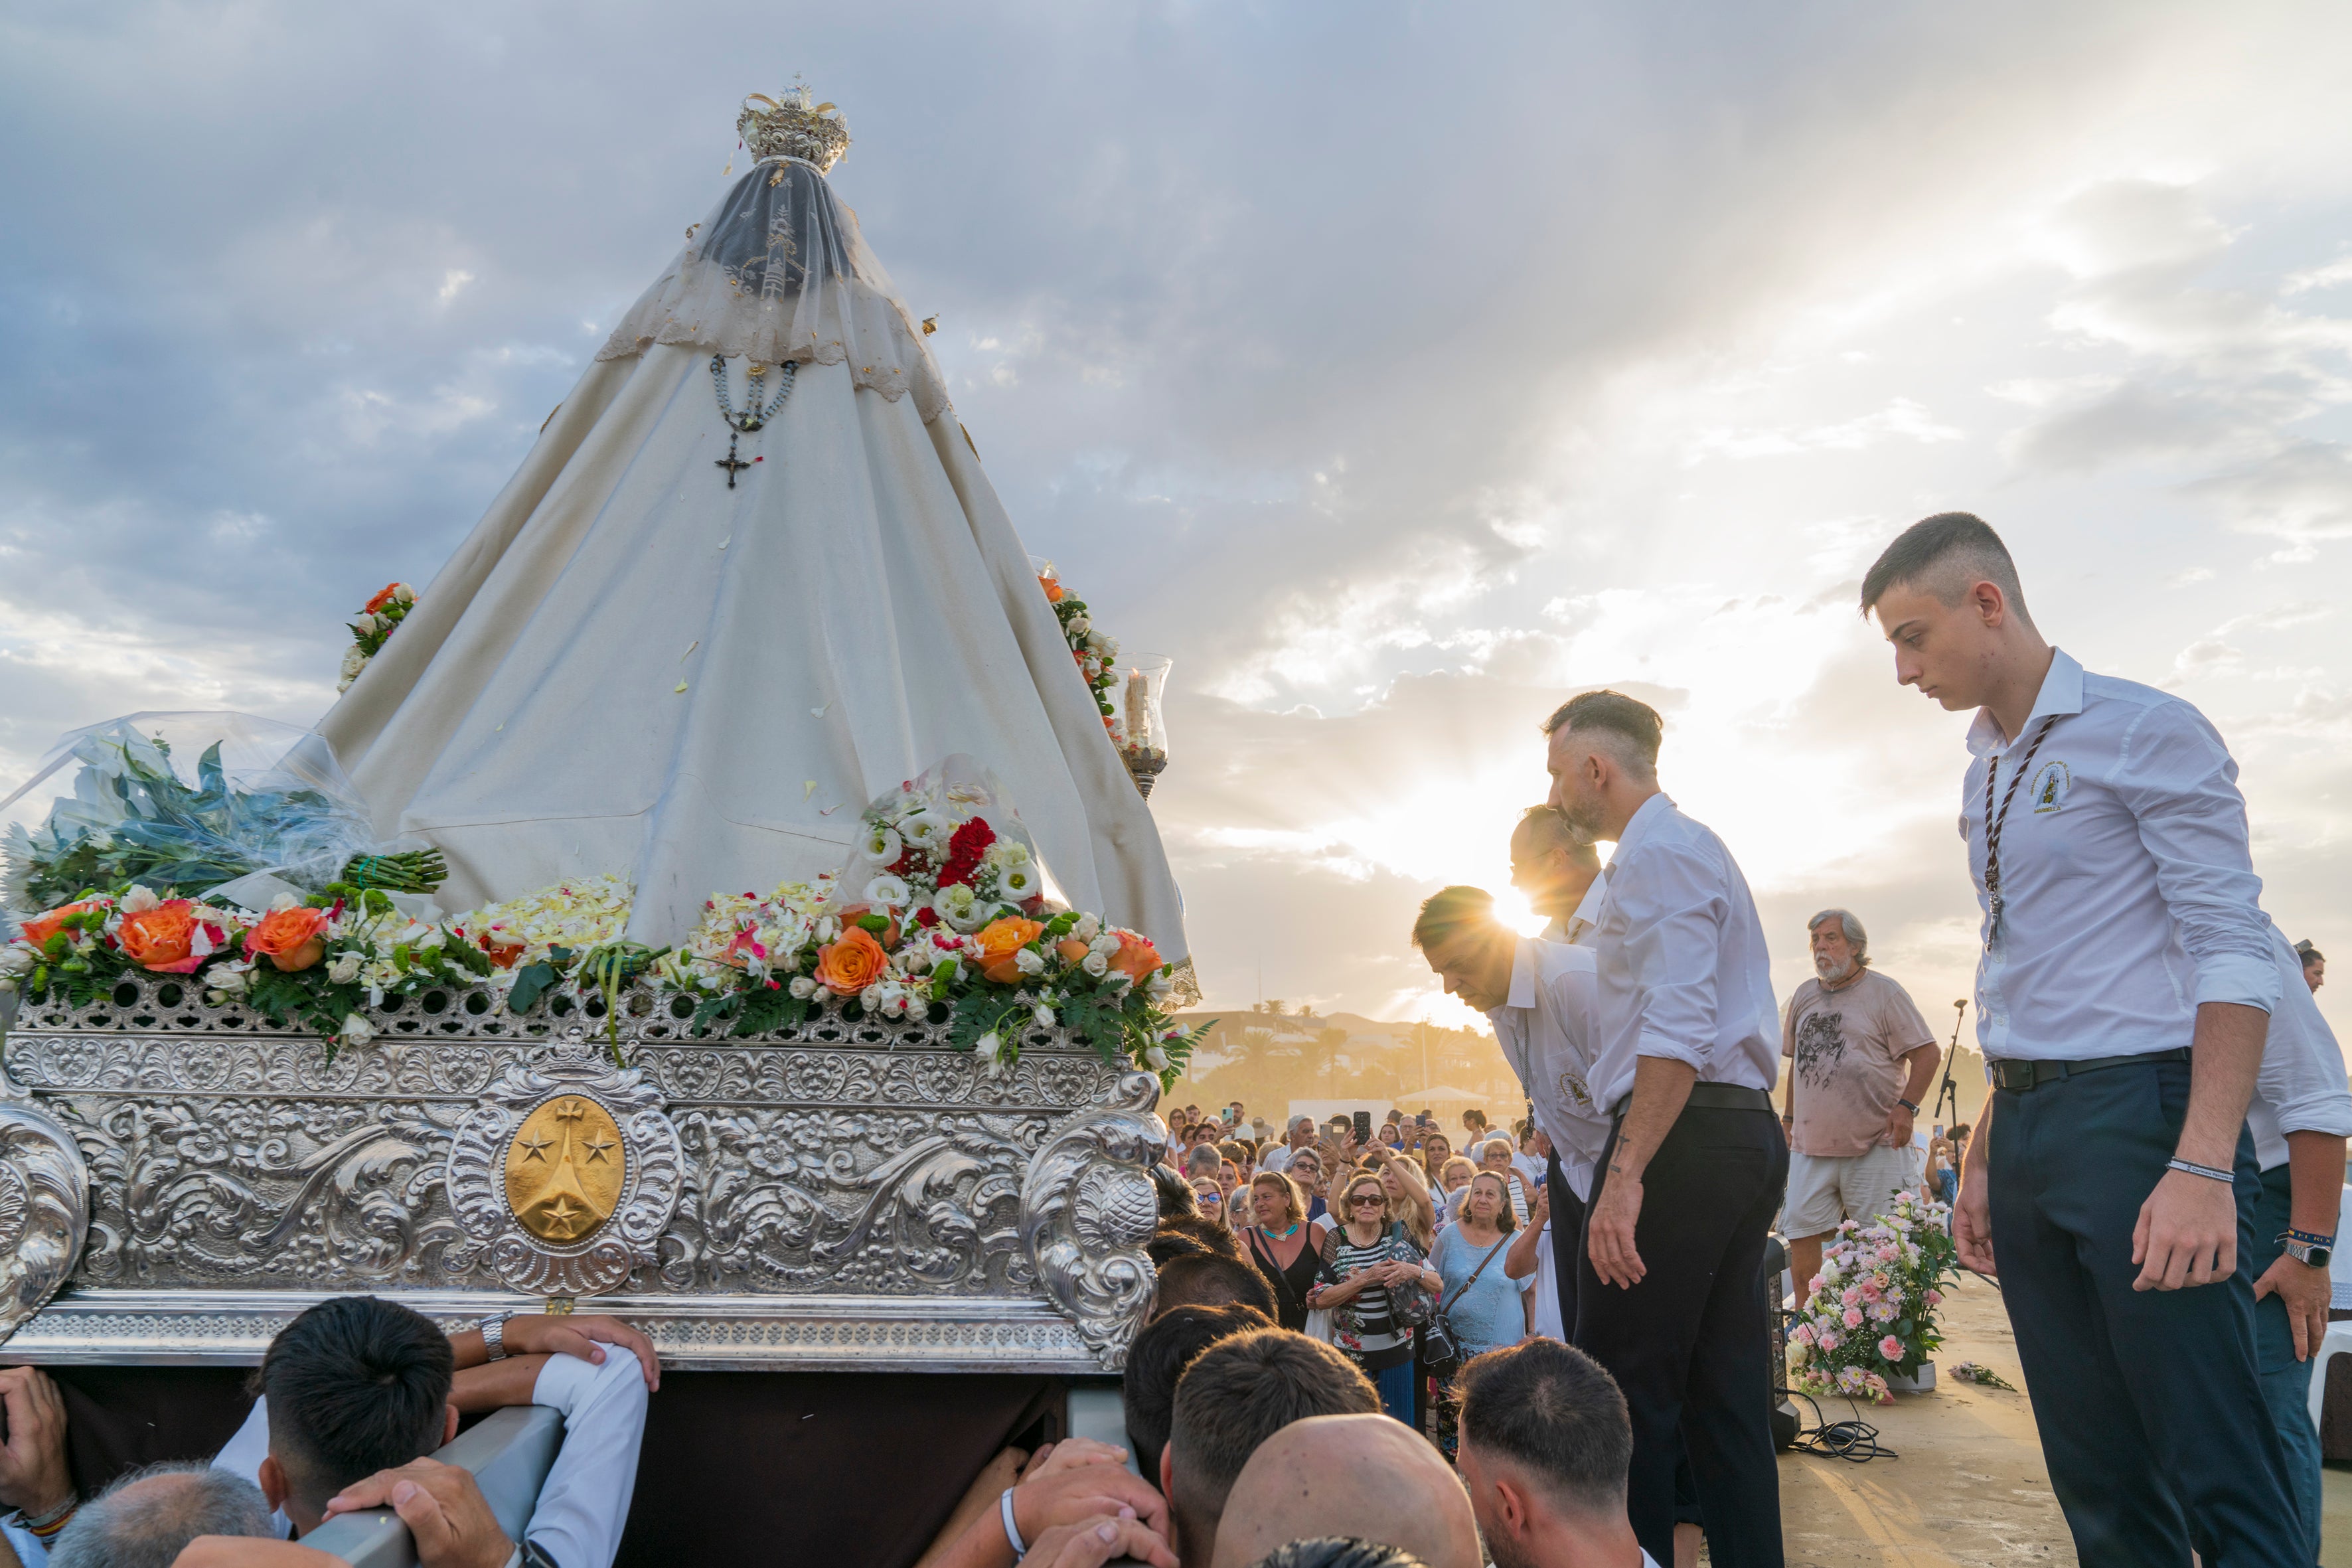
xmin=1208 ymin=1415 xmax=1480 ymax=1568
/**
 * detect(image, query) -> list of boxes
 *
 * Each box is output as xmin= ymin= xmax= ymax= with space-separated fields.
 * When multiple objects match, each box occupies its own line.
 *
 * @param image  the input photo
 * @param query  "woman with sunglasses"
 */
xmin=1307 ymin=1172 xmax=1439 ymax=1423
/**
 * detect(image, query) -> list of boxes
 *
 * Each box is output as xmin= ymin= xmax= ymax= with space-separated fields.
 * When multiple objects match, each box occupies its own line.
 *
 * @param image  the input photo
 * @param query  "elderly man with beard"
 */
xmin=1778 ymin=908 xmax=1940 ymax=1306
xmin=1540 ymin=689 xmax=1784 ymax=1568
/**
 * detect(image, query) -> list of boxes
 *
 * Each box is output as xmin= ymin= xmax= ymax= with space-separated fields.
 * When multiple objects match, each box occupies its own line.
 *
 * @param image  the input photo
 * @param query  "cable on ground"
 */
xmin=1778 ymin=1387 xmax=1899 ymax=1462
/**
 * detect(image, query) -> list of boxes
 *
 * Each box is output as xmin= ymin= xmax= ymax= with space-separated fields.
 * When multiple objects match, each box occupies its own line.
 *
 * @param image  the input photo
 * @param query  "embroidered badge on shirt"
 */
xmin=2029 ymin=760 xmax=2071 ymax=814
xmin=1559 ymin=1069 xmax=1593 ymax=1109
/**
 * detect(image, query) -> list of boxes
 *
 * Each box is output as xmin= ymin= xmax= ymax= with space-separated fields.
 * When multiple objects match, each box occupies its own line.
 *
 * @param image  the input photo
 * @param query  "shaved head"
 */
xmin=1209 ymin=1414 xmax=1482 ymax=1568
xmin=1859 ymin=511 xmax=2033 ymax=630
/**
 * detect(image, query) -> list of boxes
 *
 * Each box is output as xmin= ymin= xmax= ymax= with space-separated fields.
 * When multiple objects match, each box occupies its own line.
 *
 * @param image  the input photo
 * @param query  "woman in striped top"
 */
xmin=1308 ymin=1172 xmax=1440 ymax=1423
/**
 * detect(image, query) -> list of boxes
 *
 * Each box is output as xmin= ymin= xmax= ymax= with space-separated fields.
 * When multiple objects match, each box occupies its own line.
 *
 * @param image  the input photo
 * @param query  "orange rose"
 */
xmin=813 ymin=926 xmax=890 ymax=996
xmin=836 ymin=903 xmax=902 ymax=950
xmin=1107 ymin=931 xmax=1162 ymax=983
xmin=973 ymin=916 xmax=1046 ymax=985
xmin=247 ymin=907 xmax=331 ymax=972
xmin=118 ymin=902 xmax=203 ymax=973
xmin=1042 ymin=578 xmax=1066 ymax=603
xmin=363 ymin=582 xmax=404 ymax=614
xmin=1056 ymin=938 xmax=1091 ymax=967
xmin=19 ymin=901 xmax=96 ymax=949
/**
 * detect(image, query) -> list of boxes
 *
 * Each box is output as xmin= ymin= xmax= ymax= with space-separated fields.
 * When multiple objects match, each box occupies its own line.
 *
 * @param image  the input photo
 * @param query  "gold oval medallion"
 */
xmin=503 ymin=1095 xmax=626 ymax=1244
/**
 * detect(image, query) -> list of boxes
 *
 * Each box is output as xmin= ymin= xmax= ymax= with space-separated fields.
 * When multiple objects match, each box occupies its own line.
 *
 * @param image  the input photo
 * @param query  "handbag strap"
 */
xmin=1248 ymin=1227 xmax=1311 ymax=1314
xmin=1442 ymin=1237 xmax=1509 ymax=1313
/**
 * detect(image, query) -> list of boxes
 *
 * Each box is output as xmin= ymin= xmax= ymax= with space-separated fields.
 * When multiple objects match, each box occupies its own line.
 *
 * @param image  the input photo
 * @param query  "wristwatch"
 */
xmin=481 ymin=1309 xmax=518 ymax=1361
xmin=2281 ymin=1230 xmax=2335 ymax=1269
xmin=1896 ymin=1097 xmax=1920 ymax=1115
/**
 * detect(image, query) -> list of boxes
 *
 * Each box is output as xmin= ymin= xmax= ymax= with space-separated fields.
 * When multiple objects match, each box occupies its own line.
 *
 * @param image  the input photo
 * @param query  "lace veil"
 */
xmin=597 ymin=158 xmax=951 ymax=424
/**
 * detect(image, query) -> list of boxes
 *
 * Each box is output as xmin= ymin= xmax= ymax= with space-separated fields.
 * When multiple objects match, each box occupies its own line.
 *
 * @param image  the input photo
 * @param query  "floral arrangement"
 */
xmin=1036 ymin=564 xmax=1120 ymax=734
xmin=339 ymin=582 xmax=417 ymax=692
xmin=1784 ymin=1190 xmax=1958 ymax=1405
xmin=1948 ymin=1362 xmax=2016 ymax=1390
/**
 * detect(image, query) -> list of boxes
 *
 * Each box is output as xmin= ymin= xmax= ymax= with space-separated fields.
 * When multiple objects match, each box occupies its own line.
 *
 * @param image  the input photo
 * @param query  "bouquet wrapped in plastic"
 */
xmin=1 ymin=712 xmax=440 ymax=919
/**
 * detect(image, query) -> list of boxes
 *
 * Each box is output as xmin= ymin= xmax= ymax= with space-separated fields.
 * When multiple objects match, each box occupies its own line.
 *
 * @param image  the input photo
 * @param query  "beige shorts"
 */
xmin=1783 ymin=1144 xmax=1925 ymax=1238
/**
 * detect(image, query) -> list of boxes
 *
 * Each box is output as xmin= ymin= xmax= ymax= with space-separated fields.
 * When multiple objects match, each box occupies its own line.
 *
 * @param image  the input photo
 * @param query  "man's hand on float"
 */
xmin=2254 ymin=1255 xmax=2332 ymax=1360
xmin=323 ymin=1460 xmax=513 ymax=1568
xmin=503 ymin=1313 xmax=661 ymax=1390
xmin=1018 ymin=1438 xmax=1131 ymax=1482
xmin=0 ymin=1366 xmax=74 ymax=1519
xmin=1014 ymin=1459 xmax=1172 ymax=1545
xmin=1018 ymin=1514 xmax=1177 ymax=1568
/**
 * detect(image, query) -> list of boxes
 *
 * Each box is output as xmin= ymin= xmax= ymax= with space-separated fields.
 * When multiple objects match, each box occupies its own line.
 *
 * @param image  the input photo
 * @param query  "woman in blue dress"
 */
xmin=1429 ymin=1171 xmax=1535 ymax=1455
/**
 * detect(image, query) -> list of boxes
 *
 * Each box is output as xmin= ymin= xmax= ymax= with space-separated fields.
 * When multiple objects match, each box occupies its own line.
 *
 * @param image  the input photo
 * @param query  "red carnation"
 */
xmin=914 ymin=905 xmax=940 ymax=929
xmin=939 ymin=817 xmax=996 ymax=888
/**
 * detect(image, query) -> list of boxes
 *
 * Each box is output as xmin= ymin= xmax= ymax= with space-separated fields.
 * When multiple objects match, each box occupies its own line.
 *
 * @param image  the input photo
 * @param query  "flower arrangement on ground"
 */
xmin=1035 ymin=562 xmax=1120 ymax=734
xmin=339 ymin=582 xmax=417 ymax=692
xmin=1784 ymin=1189 xmax=1959 ymax=1405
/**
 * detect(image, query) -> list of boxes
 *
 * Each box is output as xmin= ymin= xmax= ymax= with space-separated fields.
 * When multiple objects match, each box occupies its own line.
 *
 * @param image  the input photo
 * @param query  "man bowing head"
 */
xmin=1542 ymin=690 xmax=1786 ymax=1568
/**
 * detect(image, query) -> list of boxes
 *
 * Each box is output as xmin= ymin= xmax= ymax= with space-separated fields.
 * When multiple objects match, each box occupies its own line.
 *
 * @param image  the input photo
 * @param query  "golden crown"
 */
xmin=737 ymin=82 xmax=850 ymax=173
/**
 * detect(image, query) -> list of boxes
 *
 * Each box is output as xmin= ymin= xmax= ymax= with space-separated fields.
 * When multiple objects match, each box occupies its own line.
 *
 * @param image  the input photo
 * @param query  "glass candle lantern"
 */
xmin=1116 ymin=655 xmax=1172 ymax=797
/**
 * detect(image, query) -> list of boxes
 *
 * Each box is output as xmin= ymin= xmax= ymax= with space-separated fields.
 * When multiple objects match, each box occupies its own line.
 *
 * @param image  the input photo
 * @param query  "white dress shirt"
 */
xmin=1585 ymin=794 xmax=1780 ymax=1110
xmin=212 ymin=1348 xmax=649 ymax=1568
xmin=1261 ymin=1144 xmax=1297 ymax=1174
xmin=1488 ymin=937 xmax=1608 ymax=1200
xmin=1539 ymin=875 xmax=1610 ymax=947
xmin=2248 ymin=927 xmax=2352 ymax=1172
xmin=1963 ymin=649 xmax=2280 ymax=1061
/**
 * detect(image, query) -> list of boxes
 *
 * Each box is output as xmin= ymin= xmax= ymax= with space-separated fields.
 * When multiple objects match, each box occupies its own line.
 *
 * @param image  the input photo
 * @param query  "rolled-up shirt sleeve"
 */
xmin=2114 ymin=703 xmax=2279 ymax=1014
xmin=527 ymin=1350 xmax=651 ymax=1568
xmin=1616 ymin=845 xmax=1727 ymax=1072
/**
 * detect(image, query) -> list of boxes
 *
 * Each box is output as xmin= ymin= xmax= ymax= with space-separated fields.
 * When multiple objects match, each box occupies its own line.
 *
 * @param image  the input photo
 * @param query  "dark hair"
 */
xmin=1858 ymin=511 xmax=2030 ymax=623
xmin=2298 ymin=940 xmax=2325 ymax=965
xmin=48 ymin=1464 xmax=273 ymax=1568
xmin=1122 ymin=1303 xmax=1272 ymax=1482
xmin=1148 ymin=1231 xmax=1213 ymax=1267
xmin=1411 ymin=885 xmax=1498 ymax=950
xmin=1158 ymin=1214 xmax=1246 ymax=1261
xmin=1247 ymin=1539 xmax=1430 ymax=1568
xmin=1169 ymin=1330 xmax=1380 ymax=1516
xmin=259 ymin=1295 xmax=455 ymax=1511
xmin=1156 ymin=1251 xmax=1279 ymax=1319
xmin=1455 ymin=1339 xmax=1631 ymax=1518
xmin=1152 ymin=1162 xmax=1200 ymax=1219
xmin=1539 ymin=690 xmax=1662 ymax=774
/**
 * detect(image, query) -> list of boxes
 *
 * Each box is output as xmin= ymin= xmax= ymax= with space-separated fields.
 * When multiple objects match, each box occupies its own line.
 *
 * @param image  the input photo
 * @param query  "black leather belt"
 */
xmin=1988 ymin=1048 xmax=2190 ymax=1093
xmin=1609 ymin=1082 xmax=1775 ymax=1119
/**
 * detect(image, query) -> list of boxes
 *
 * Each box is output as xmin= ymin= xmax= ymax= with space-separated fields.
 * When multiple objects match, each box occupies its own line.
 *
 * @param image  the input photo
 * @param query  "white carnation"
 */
xmin=120 ymin=886 xmax=162 ymax=913
xmin=270 ymin=892 xmax=301 ymax=912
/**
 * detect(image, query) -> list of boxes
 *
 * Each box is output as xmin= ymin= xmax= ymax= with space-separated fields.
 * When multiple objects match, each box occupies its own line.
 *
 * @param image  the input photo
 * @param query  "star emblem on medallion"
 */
xmin=582 ymin=1133 xmax=617 ymax=1164
xmin=516 ymin=1132 xmax=554 ymax=1163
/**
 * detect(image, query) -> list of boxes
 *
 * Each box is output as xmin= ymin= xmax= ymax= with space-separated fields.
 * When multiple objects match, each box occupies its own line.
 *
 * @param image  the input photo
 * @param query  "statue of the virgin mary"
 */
xmin=321 ymin=86 xmax=1190 ymax=977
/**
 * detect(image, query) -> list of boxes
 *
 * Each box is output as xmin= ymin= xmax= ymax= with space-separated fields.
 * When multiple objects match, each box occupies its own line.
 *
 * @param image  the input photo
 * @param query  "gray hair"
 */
xmin=1807 ymin=908 xmax=1868 ymax=963
xmin=50 ymin=1463 xmax=274 ymax=1568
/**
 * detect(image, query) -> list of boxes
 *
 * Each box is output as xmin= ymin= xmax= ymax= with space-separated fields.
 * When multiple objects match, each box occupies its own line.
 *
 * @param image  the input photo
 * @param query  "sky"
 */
xmin=5 ymin=2 xmax=2352 ymax=1048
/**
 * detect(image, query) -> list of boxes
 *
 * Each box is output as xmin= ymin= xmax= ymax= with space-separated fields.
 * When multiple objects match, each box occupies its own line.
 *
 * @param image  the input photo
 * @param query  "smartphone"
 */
xmin=1352 ymin=1110 xmax=1373 ymax=1146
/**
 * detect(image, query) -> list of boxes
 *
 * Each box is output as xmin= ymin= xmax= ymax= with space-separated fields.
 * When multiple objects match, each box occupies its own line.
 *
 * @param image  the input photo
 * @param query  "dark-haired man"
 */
xmin=1159 ymin=1329 xmax=1379 ymax=1568
xmin=1863 ymin=510 xmax=2300 ymax=1564
xmin=1152 ymin=1252 xmax=1279 ymax=1320
xmin=1455 ymin=1340 xmax=1656 ymax=1568
xmin=1540 ymin=689 xmax=1784 ymax=1568
xmin=1121 ymin=1303 xmax=1274 ymax=1483
xmin=2298 ymin=939 xmax=2325 ymax=993
xmin=215 ymin=1296 xmax=652 ymax=1567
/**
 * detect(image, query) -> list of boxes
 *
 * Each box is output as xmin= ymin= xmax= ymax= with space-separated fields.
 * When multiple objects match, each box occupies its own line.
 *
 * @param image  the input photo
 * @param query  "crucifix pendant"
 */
xmin=715 ymin=432 xmax=751 ymax=489
xmin=1986 ymin=894 xmax=2003 ymax=949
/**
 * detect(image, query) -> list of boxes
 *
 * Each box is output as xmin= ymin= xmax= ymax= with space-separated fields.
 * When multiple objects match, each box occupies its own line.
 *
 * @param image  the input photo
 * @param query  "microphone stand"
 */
xmin=1931 ymin=999 xmax=1968 ymax=1128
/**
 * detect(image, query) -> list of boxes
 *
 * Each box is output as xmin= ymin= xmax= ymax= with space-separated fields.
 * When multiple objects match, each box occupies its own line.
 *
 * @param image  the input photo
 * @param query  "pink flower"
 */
xmin=1925 ymin=1289 xmax=1944 ymax=1306
xmin=1840 ymin=1286 xmax=1861 ymax=1307
xmin=1807 ymin=1275 xmax=1826 ymax=1294
xmin=1790 ymin=1324 xmax=1814 ymax=1346
xmin=1879 ymin=1335 xmax=1904 ymax=1360
xmin=1843 ymin=1308 xmax=1864 ymax=1328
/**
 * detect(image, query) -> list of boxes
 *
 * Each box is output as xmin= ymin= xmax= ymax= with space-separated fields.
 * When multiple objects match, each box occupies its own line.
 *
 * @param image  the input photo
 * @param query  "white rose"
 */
xmin=1034 ymin=1004 xmax=1056 ymax=1028
xmin=1014 ymin=947 xmax=1046 ymax=976
xmin=1082 ymin=951 xmax=1109 ymax=977
xmin=120 ymin=886 xmax=162 ymax=914
xmin=0 ymin=947 xmax=35 ymax=977
xmin=789 ymin=975 xmax=817 ymax=999
xmin=1144 ymin=1046 xmax=1170 ymax=1071
xmin=1089 ymin=933 xmax=1121 ymax=957
xmin=340 ymin=1014 xmax=376 ymax=1048
xmin=210 ymin=966 xmax=250 ymax=996
xmin=270 ymin=892 xmax=301 ymax=912
xmin=327 ymin=953 xmax=363 ymax=984
xmin=1073 ymin=914 xmax=1101 ymax=941
xmin=974 ymin=1032 xmax=1004 ymax=1072
xmin=353 ymin=611 xmax=383 ymax=635
xmin=817 ymin=916 xmax=840 ymax=943
xmin=1067 ymin=615 xmax=1090 ymax=636
xmin=860 ymin=984 xmax=886 ymax=1009
xmin=392 ymin=584 xmax=416 ymax=604
xmin=900 ymin=945 xmax=934 ymax=974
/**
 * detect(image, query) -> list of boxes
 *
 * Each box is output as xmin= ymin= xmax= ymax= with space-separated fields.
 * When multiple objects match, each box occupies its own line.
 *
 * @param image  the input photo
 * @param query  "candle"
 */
xmin=1126 ymin=669 xmax=1152 ymax=752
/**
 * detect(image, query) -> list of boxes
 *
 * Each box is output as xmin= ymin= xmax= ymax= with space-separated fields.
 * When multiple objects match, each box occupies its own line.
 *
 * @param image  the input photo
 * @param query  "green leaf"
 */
xmin=507 ymin=962 xmax=560 ymax=1014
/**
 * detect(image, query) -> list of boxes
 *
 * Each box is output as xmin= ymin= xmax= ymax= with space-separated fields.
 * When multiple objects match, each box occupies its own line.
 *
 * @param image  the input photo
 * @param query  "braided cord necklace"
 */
xmin=1982 ymin=714 xmax=2057 ymax=949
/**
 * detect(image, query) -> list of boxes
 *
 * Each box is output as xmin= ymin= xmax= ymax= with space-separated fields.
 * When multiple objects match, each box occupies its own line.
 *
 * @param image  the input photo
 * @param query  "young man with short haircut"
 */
xmin=1864 ymin=510 xmax=2304 ymax=1564
xmin=1454 ymin=1339 xmax=1656 ymax=1568
xmin=1159 ymin=1328 xmax=1379 ymax=1568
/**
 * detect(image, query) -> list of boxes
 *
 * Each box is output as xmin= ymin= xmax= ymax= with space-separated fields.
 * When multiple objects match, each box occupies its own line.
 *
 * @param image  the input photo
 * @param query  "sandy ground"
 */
xmin=1776 ymin=1271 xmax=2352 ymax=1566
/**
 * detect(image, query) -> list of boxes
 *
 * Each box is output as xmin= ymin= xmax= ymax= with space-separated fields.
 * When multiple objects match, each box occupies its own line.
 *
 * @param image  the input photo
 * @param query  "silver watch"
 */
xmin=481 ymin=1309 xmax=517 ymax=1361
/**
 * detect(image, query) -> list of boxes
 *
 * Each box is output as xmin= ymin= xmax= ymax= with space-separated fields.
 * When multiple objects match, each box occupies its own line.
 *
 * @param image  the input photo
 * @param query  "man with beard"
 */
xmin=1863 ymin=510 xmax=2300 ymax=1565
xmin=1541 ymin=690 xmax=1784 ymax=1568
xmin=1778 ymin=907 xmax=1940 ymax=1305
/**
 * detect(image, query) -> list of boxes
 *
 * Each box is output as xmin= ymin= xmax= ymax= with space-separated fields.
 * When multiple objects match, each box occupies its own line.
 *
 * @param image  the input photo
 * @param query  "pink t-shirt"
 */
xmin=1782 ymin=969 xmax=1936 ymax=1158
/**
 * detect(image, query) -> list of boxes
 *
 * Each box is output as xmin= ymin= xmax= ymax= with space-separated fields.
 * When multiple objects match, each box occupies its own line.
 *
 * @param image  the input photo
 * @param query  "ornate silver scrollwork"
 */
xmin=0 ymin=1064 xmax=90 ymax=1345
xmin=1020 ymin=1069 xmax=1163 ymax=1370
xmin=445 ymin=1028 xmax=684 ymax=1299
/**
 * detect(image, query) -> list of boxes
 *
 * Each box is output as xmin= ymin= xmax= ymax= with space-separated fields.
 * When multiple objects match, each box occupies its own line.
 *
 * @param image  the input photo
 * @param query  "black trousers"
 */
xmin=1988 ymin=1056 xmax=2301 ymax=1566
xmin=1544 ymin=1147 xmax=1585 ymax=1332
xmin=1574 ymin=1105 xmax=1787 ymax=1568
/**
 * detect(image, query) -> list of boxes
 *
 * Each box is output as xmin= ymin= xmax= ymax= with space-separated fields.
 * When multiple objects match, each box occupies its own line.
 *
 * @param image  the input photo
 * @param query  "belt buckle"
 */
xmin=1992 ymin=1060 xmax=2033 ymax=1093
